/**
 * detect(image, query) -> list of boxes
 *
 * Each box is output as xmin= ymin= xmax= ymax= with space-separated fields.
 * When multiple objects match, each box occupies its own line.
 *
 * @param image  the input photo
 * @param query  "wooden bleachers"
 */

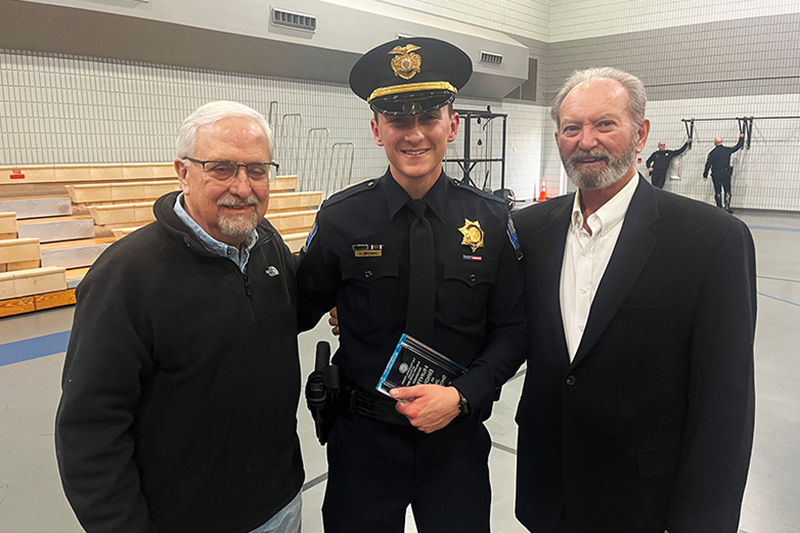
xmin=90 ymin=192 xmax=320 ymax=229
xmin=0 ymin=235 xmax=74 ymax=317
xmin=67 ymin=180 xmax=180 ymax=205
xmin=0 ymin=237 xmax=41 ymax=272
xmin=0 ymin=164 xmax=320 ymax=317
xmin=0 ymin=266 xmax=73 ymax=317
xmin=0 ymin=163 xmax=177 ymax=318
xmin=17 ymin=215 xmax=95 ymax=243
xmin=0 ymin=163 xmax=176 ymax=184
xmin=0 ymin=212 xmax=17 ymax=240
xmin=84 ymin=175 xmax=318 ymax=251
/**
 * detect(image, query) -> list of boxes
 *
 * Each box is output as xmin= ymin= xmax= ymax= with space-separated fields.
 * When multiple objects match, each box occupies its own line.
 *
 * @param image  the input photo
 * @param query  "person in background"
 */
xmin=646 ymin=137 xmax=691 ymax=188
xmin=704 ymin=134 xmax=746 ymax=213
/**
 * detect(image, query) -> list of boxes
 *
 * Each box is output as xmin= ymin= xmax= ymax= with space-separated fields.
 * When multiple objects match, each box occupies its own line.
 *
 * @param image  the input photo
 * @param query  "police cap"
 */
xmin=349 ymin=37 xmax=472 ymax=115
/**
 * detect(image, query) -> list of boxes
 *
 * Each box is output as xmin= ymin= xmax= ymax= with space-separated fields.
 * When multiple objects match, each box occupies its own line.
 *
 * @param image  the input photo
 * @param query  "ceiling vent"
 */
xmin=480 ymin=51 xmax=503 ymax=65
xmin=271 ymin=8 xmax=316 ymax=32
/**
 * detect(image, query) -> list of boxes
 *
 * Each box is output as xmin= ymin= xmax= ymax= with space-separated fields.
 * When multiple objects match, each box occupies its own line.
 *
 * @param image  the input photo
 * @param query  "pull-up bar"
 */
xmin=681 ymin=116 xmax=800 ymax=149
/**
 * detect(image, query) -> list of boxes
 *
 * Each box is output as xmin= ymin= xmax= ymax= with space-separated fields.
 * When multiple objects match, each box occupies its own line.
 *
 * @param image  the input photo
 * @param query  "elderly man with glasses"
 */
xmin=56 ymin=101 xmax=304 ymax=533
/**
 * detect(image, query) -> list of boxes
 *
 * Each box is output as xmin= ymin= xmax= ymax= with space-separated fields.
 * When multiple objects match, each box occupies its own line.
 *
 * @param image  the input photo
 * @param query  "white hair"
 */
xmin=551 ymin=67 xmax=647 ymax=128
xmin=175 ymin=101 xmax=274 ymax=160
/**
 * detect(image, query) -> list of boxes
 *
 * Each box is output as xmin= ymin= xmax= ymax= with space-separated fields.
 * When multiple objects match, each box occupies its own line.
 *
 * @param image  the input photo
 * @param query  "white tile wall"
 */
xmin=539 ymin=92 xmax=800 ymax=211
xmin=549 ymin=0 xmax=800 ymax=42
xmin=0 ymin=49 xmax=382 ymax=199
xmin=3 ymin=1 xmax=799 ymax=211
xmin=640 ymin=94 xmax=800 ymax=211
xmin=373 ymin=0 xmax=551 ymax=41
xmin=0 ymin=49 xmax=547 ymax=203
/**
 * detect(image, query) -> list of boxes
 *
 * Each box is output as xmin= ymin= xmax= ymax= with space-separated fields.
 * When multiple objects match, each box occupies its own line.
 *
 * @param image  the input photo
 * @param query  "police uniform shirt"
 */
xmin=297 ymin=170 xmax=527 ymax=411
xmin=704 ymin=136 xmax=744 ymax=176
xmin=646 ymin=141 xmax=690 ymax=173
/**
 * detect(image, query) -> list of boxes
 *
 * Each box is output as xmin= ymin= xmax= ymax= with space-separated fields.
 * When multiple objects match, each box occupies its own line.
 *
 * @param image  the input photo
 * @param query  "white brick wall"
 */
xmin=373 ymin=0 xmax=550 ymax=41
xmin=549 ymin=0 xmax=800 ymax=42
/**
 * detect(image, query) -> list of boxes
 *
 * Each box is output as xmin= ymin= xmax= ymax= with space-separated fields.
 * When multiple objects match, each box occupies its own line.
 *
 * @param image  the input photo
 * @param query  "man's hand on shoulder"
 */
xmin=390 ymin=385 xmax=460 ymax=433
xmin=328 ymin=307 xmax=339 ymax=336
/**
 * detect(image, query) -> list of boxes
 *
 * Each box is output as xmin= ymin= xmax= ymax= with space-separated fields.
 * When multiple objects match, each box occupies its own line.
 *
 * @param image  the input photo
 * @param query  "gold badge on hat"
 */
xmin=389 ymin=44 xmax=422 ymax=80
xmin=458 ymin=219 xmax=485 ymax=253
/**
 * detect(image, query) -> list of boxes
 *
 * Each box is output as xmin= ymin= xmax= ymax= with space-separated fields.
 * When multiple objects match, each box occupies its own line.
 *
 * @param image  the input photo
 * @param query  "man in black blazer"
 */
xmin=513 ymin=67 xmax=756 ymax=533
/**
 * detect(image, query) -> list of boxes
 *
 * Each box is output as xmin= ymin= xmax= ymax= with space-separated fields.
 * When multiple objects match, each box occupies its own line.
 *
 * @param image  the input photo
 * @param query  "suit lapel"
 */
xmin=535 ymin=197 xmax=573 ymax=368
xmin=571 ymin=178 xmax=660 ymax=367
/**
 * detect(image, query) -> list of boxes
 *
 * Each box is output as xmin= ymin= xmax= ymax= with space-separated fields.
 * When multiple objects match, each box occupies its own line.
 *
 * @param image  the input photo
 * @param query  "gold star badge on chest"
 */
xmin=459 ymin=219 xmax=485 ymax=252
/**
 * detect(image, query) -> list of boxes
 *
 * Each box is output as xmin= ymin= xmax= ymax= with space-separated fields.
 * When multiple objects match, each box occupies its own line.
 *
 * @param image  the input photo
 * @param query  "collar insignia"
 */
xmin=389 ymin=44 xmax=422 ymax=80
xmin=458 ymin=219 xmax=485 ymax=253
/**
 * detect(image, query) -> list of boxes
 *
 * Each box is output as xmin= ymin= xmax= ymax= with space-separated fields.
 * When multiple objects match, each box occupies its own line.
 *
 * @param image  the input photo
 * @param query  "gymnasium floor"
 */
xmin=1 ymin=210 xmax=798 ymax=533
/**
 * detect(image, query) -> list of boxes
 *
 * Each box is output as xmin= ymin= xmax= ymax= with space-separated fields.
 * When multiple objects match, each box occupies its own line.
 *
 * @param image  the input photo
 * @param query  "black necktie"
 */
xmin=405 ymin=199 xmax=435 ymax=345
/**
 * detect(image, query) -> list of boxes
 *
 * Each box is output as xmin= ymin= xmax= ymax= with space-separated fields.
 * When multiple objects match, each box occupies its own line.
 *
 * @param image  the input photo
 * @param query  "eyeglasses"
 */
xmin=183 ymin=157 xmax=279 ymax=183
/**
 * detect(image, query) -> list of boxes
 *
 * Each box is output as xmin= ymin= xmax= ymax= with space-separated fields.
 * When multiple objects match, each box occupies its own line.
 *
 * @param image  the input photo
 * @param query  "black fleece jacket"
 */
xmin=56 ymin=191 xmax=304 ymax=533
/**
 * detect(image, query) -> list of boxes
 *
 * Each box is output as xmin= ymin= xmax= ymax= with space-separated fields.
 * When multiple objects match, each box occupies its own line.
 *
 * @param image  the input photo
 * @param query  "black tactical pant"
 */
xmin=711 ymin=168 xmax=732 ymax=195
xmin=651 ymin=170 xmax=668 ymax=189
xmin=322 ymin=411 xmax=492 ymax=533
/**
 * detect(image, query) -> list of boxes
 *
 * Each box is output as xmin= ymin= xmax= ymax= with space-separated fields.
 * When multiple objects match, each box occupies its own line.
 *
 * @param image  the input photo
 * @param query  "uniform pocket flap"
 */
xmin=342 ymin=257 xmax=399 ymax=283
xmin=443 ymin=257 xmax=497 ymax=287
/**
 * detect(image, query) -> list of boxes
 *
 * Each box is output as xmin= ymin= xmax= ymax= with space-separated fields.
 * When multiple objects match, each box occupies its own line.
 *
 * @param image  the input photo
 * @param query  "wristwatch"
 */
xmin=456 ymin=388 xmax=470 ymax=415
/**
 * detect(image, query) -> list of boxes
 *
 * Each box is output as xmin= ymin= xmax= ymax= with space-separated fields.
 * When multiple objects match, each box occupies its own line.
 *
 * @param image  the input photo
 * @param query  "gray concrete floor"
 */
xmin=0 ymin=210 xmax=797 ymax=533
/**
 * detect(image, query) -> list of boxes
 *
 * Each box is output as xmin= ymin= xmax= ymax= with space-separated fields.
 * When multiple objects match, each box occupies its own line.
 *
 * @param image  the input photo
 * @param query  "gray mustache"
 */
xmin=570 ymin=148 xmax=610 ymax=162
xmin=217 ymin=195 xmax=259 ymax=207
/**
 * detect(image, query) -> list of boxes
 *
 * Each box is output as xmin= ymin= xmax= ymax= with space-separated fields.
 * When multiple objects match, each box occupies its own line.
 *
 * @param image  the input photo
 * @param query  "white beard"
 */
xmin=216 ymin=193 xmax=260 ymax=237
xmin=562 ymin=134 xmax=638 ymax=191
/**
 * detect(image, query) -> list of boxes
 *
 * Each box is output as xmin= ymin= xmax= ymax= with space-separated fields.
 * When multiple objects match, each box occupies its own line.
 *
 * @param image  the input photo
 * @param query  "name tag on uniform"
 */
xmin=353 ymin=244 xmax=383 ymax=257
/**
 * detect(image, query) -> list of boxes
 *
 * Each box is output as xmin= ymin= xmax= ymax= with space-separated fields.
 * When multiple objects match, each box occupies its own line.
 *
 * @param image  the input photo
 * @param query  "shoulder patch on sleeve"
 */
xmin=506 ymin=215 xmax=523 ymax=260
xmin=302 ymin=219 xmax=318 ymax=254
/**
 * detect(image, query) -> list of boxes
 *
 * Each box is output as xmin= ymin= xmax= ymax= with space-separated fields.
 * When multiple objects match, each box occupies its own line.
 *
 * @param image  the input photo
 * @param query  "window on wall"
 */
xmin=505 ymin=58 xmax=537 ymax=102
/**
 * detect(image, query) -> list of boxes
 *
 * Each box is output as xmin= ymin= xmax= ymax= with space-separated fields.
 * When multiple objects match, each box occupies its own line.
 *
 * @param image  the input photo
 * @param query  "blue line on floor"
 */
xmin=0 ymin=330 xmax=70 ymax=367
xmin=758 ymin=292 xmax=800 ymax=308
xmin=748 ymin=225 xmax=800 ymax=233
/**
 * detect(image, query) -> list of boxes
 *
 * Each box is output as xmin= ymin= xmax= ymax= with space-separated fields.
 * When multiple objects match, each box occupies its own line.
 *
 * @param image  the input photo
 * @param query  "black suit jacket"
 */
xmin=512 ymin=178 xmax=756 ymax=533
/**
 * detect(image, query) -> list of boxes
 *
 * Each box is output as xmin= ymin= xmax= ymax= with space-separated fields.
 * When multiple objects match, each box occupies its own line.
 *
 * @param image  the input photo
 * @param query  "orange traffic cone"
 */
xmin=538 ymin=180 xmax=547 ymax=202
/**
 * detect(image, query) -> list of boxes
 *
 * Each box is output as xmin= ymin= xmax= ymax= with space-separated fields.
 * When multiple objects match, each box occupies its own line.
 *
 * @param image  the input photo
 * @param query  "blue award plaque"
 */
xmin=376 ymin=334 xmax=468 ymax=397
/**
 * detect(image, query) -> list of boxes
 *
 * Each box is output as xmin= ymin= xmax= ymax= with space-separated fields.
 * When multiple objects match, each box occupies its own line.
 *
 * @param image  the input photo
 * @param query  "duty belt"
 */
xmin=347 ymin=385 xmax=411 ymax=426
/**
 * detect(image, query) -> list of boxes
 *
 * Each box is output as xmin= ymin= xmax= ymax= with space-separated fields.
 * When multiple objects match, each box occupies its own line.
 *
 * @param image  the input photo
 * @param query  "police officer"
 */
xmin=296 ymin=38 xmax=527 ymax=533
xmin=646 ymin=138 xmax=691 ymax=188
xmin=703 ymin=134 xmax=745 ymax=213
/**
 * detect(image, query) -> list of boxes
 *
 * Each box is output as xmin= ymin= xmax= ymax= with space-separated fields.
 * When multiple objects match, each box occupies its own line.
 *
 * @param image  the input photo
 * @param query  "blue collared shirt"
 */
xmin=173 ymin=193 xmax=258 ymax=273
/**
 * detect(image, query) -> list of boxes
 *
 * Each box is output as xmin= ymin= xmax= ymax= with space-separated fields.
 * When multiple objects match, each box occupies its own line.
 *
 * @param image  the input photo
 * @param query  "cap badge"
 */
xmin=389 ymin=44 xmax=422 ymax=80
xmin=458 ymin=219 xmax=485 ymax=253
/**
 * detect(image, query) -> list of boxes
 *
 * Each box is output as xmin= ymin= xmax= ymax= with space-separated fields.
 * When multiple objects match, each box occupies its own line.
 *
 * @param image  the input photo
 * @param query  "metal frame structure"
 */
xmin=681 ymin=116 xmax=800 ymax=149
xmin=444 ymin=107 xmax=507 ymax=190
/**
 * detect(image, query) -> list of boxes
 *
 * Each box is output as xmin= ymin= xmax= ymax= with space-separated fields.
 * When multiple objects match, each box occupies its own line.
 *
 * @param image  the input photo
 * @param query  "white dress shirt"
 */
xmin=560 ymin=174 xmax=639 ymax=361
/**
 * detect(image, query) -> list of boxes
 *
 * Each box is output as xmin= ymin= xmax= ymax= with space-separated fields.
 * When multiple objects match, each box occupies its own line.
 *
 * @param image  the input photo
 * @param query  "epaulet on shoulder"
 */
xmin=449 ymin=177 xmax=505 ymax=206
xmin=321 ymin=179 xmax=378 ymax=208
